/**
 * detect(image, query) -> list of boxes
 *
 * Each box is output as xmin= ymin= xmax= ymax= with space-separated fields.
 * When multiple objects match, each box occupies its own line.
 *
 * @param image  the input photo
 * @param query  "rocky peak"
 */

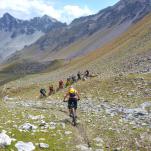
xmin=41 ymin=15 xmax=57 ymax=23
xmin=29 ymin=15 xmax=66 ymax=33
xmin=0 ymin=13 xmax=21 ymax=31
xmin=31 ymin=15 xmax=58 ymax=24
xmin=2 ymin=13 xmax=14 ymax=20
xmin=114 ymin=0 xmax=151 ymax=9
xmin=112 ymin=0 xmax=151 ymax=23
xmin=122 ymin=0 xmax=151 ymax=4
xmin=0 ymin=13 xmax=66 ymax=35
xmin=71 ymin=0 xmax=151 ymax=29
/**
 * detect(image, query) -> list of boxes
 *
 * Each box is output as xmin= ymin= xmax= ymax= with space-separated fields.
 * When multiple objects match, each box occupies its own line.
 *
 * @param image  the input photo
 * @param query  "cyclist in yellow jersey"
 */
xmin=63 ymin=86 xmax=80 ymax=117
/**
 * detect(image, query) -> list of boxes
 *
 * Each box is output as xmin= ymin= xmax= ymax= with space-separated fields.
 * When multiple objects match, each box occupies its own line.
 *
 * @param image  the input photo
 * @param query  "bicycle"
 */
xmin=70 ymin=102 xmax=77 ymax=126
xmin=63 ymin=100 xmax=77 ymax=126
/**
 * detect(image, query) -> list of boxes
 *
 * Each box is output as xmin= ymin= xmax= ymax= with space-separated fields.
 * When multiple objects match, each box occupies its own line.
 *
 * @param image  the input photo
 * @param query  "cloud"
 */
xmin=62 ymin=5 xmax=93 ymax=23
xmin=0 ymin=0 xmax=94 ymax=23
xmin=0 ymin=0 xmax=61 ymax=20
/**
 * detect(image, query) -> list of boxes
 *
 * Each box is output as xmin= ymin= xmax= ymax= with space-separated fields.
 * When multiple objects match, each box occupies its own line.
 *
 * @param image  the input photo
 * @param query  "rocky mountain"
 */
xmin=70 ymin=0 xmax=151 ymax=33
xmin=0 ymin=13 xmax=66 ymax=36
xmin=9 ymin=0 xmax=151 ymax=63
xmin=2 ymin=0 xmax=151 ymax=76
xmin=0 ymin=13 xmax=66 ymax=61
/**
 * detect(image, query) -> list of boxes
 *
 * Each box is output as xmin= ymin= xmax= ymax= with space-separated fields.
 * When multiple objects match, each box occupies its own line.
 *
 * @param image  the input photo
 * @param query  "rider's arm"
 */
xmin=76 ymin=91 xmax=80 ymax=100
xmin=63 ymin=92 xmax=69 ymax=101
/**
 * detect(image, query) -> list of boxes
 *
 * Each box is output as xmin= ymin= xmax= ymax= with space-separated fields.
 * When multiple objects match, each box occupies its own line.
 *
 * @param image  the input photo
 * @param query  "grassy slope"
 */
xmin=4 ymin=22 xmax=129 ymax=64
xmin=69 ymin=13 xmax=151 ymax=76
xmin=1 ymin=12 xmax=151 ymax=103
xmin=4 ymin=12 xmax=151 ymax=88
xmin=44 ymin=26 xmax=121 ymax=61
xmin=0 ymin=73 xmax=151 ymax=150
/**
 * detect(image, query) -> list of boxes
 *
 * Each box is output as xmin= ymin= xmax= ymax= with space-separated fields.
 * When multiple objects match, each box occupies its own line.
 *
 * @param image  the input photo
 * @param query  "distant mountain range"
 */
xmin=0 ymin=13 xmax=66 ymax=34
xmin=0 ymin=13 xmax=66 ymax=61
xmin=1 ymin=0 xmax=151 ymax=74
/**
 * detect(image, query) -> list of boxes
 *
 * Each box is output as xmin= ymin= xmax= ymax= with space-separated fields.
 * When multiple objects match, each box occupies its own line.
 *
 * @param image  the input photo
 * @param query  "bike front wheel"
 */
xmin=71 ymin=108 xmax=77 ymax=126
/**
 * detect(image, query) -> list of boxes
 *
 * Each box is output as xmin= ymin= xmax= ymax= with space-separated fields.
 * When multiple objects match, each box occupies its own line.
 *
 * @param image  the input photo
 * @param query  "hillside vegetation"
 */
xmin=5 ymin=12 xmax=151 ymax=87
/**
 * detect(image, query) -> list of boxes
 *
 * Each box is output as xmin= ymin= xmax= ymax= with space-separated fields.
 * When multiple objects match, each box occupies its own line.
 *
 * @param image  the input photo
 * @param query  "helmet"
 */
xmin=69 ymin=88 xmax=75 ymax=93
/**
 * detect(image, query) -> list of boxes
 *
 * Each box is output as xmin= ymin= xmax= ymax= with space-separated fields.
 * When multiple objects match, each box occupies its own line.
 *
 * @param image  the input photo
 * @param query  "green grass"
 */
xmin=0 ymin=72 xmax=151 ymax=150
xmin=0 ymin=101 xmax=75 ymax=151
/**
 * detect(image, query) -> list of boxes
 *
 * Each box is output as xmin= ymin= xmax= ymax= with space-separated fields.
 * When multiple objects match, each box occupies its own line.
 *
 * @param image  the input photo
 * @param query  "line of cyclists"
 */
xmin=40 ymin=70 xmax=90 ymax=97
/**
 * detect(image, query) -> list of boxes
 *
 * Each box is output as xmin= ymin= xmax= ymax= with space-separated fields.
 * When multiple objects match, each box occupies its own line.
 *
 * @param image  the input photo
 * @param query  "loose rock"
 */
xmin=0 ymin=131 xmax=12 ymax=148
xmin=76 ymin=144 xmax=92 ymax=151
xmin=15 ymin=141 xmax=35 ymax=151
xmin=39 ymin=143 xmax=49 ymax=149
xmin=65 ymin=131 xmax=72 ymax=135
xmin=19 ymin=123 xmax=37 ymax=131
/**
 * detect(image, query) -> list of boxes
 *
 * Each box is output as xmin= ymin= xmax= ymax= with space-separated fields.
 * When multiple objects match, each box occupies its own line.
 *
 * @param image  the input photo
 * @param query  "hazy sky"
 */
xmin=0 ymin=0 xmax=119 ymax=23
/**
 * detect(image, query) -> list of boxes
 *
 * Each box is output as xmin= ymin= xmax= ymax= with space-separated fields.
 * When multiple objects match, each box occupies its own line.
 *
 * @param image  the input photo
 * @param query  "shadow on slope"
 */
xmin=0 ymin=59 xmax=65 ymax=86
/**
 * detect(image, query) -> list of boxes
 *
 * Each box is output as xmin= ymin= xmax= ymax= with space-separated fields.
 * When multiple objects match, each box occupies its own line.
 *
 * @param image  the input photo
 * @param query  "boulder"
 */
xmin=0 ymin=131 xmax=12 ymax=147
xmin=39 ymin=143 xmax=49 ymax=148
xmin=15 ymin=141 xmax=35 ymax=151
xmin=19 ymin=123 xmax=37 ymax=131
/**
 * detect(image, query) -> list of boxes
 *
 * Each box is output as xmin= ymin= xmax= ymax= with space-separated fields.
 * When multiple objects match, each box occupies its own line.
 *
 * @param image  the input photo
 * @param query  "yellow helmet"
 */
xmin=69 ymin=88 xmax=75 ymax=93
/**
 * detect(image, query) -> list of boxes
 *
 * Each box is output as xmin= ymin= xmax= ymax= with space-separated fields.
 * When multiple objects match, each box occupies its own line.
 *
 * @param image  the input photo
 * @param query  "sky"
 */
xmin=0 ymin=0 xmax=119 ymax=24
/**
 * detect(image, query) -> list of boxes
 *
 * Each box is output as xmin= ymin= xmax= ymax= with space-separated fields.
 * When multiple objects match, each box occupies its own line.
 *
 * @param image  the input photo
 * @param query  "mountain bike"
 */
xmin=63 ymin=101 xmax=77 ymax=126
xmin=70 ymin=102 xmax=77 ymax=126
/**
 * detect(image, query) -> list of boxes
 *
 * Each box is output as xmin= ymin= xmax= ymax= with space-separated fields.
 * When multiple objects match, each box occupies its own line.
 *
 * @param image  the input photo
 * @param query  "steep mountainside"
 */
xmin=61 ymin=12 xmax=151 ymax=77
xmin=11 ymin=11 xmax=151 ymax=85
xmin=0 ymin=13 xmax=66 ymax=61
xmin=8 ymin=0 xmax=151 ymax=62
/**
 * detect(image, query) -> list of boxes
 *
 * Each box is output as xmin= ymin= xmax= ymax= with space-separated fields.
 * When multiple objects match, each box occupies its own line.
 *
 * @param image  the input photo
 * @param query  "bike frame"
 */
xmin=70 ymin=107 xmax=77 ymax=126
xmin=63 ymin=100 xmax=77 ymax=126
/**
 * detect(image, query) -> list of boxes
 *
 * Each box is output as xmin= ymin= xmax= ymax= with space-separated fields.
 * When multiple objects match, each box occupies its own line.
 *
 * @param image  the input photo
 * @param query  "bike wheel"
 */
xmin=71 ymin=109 xmax=77 ymax=126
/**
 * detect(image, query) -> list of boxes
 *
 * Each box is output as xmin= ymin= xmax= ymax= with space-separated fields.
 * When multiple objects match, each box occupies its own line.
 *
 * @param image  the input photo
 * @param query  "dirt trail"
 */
xmin=58 ymin=107 xmax=92 ymax=148
xmin=76 ymin=123 xmax=92 ymax=148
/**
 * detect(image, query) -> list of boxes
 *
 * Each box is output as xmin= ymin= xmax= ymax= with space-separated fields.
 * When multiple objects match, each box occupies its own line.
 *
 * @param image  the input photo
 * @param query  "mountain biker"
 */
xmin=63 ymin=86 xmax=80 ymax=117
xmin=40 ymin=88 xmax=47 ymax=97
xmin=59 ymin=80 xmax=64 ymax=89
xmin=71 ymin=75 xmax=77 ymax=83
xmin=65 ymin=77 xmax=72 ymax=87
xmin=48 ymin=85 xmax=55 ymax=95
xmin=84 ymin=70 xmax=90 ymax=78
xmin=77 ymin=71 xmax=81 ymax=80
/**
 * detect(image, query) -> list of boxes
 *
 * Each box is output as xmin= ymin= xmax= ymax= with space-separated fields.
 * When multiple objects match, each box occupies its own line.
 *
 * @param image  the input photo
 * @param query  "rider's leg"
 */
xmin=68 ymin=101 xmax=72 ymax=117
xmin=74 ymin=109 xmax=77 ymax=118
xmin=41 ymin=91 xmax=45 ymax=97
xmin=74 ymin=100 xmax=77 ymax=118
xmin=69 ymin=109 xmax=72 ymax=116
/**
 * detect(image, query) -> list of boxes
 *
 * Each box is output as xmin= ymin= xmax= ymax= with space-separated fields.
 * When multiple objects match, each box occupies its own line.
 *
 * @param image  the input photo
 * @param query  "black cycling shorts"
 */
xmin=68 ymin=98 xmax=77 ymax=109
xmin=40 ymin=90 xmax=46 ymax=96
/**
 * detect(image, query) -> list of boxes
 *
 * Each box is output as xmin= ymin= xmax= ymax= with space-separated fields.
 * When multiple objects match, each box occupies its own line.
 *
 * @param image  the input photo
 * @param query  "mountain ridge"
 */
xmin=7 ymin=0 xmax=151 ymax=63
xmin=1 ymin=0 xmax=151 ymax=75
xmin=0 ymin=13 xmax=66 ymax=61
xmin=0 ymin=12 xmax=66 ymax=34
